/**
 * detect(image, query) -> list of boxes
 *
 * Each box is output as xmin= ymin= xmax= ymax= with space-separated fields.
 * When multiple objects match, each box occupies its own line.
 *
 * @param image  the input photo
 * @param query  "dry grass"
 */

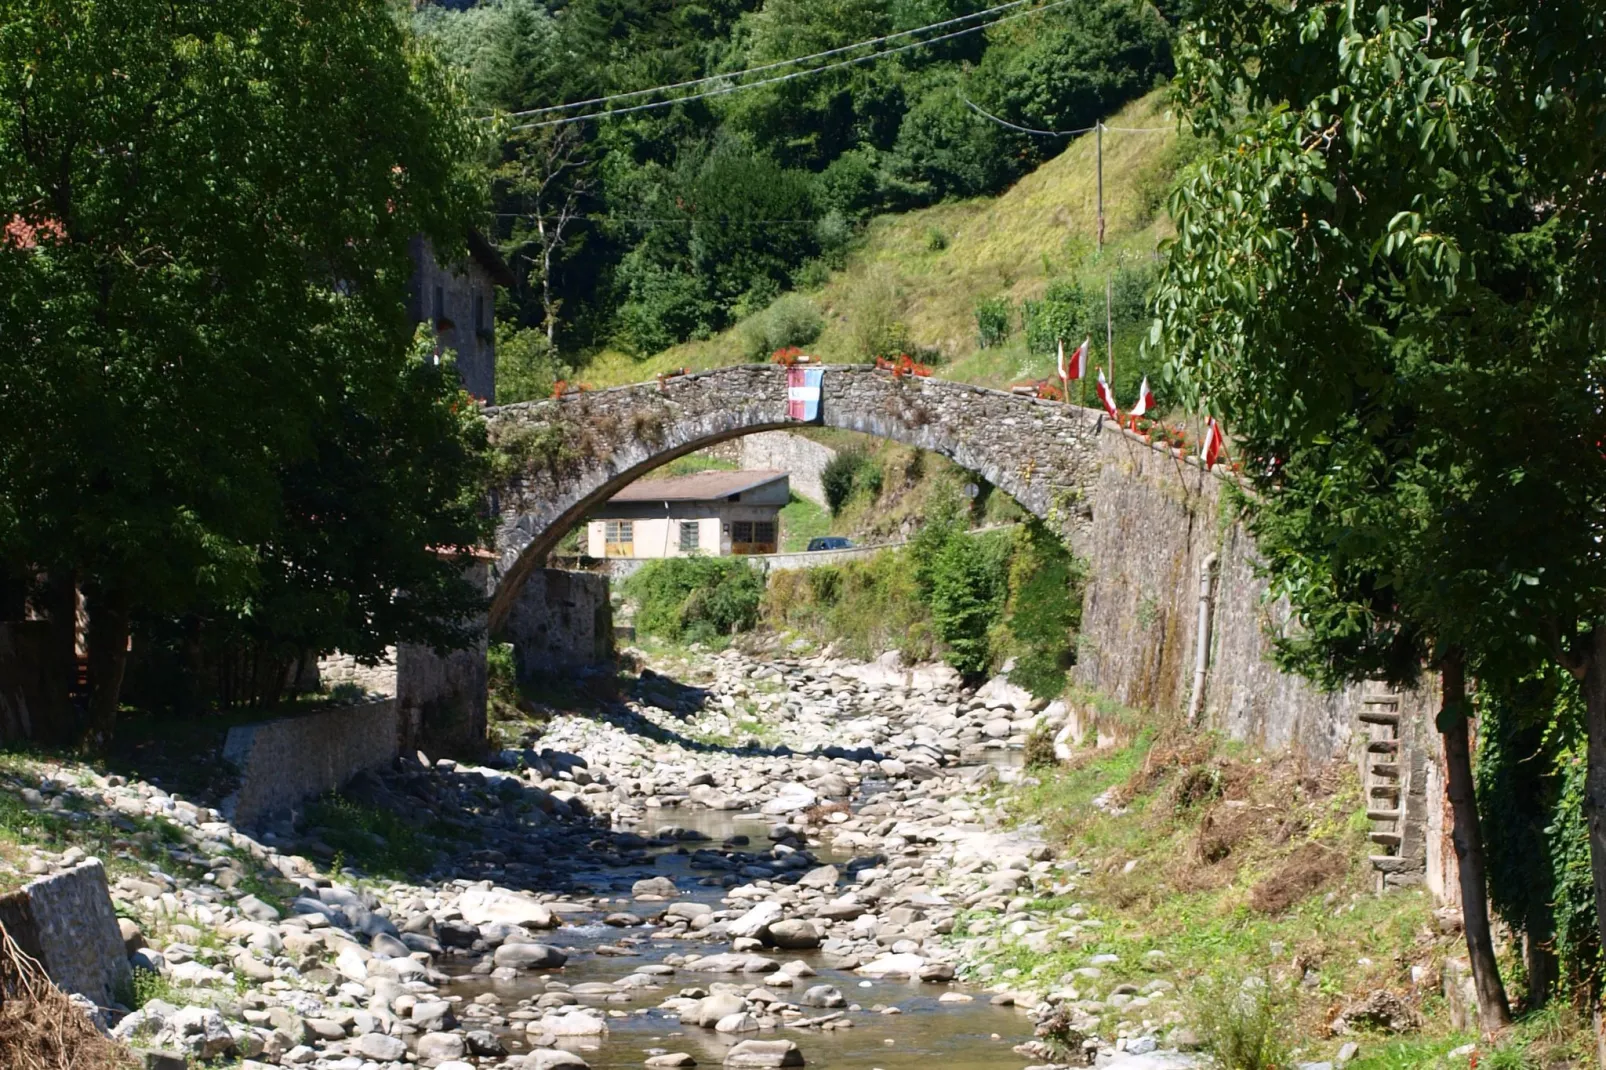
xmin=0 ymin=928 xmax=136 ymax=1070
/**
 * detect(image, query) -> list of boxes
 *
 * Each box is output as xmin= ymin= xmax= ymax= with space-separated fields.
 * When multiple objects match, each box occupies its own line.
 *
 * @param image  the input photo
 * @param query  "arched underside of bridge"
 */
xmin=484 ymin=364 xmax=1107 ymax=631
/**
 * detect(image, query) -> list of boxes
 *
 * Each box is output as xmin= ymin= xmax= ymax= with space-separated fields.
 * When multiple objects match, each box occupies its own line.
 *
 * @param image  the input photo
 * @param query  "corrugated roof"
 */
xmin=607 ymin=469 xmax=788 ymax=503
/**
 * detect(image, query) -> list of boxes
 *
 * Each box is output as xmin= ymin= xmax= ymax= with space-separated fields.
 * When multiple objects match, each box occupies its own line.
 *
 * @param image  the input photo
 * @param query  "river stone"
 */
xmin=370 ymin=932 xmax=411 ymax=959
xmin=457 ymin=887 xmax=556 ymax=929
xmin=760 ymin=783 xmax=817 ymax=815
xmin=766 ymin=920 xmax=820 ymax=950
xmin=666 ymin=901 xmax=713 ymax=921
xmin=800 ymin=985 xmax=844 ymax=1009
xmin=416 ymin=1032 xmax=467 ymax=1066
xmin=355 ymin=1032 xmax=406 ymax=1061
xmin=796 ymin=865 xmax=838 ymax=889
xmin=723 ymin=1039 xmax=805 ymax=1067
xmin=690 ymin=993 xmax=746 ymax=1027
xmin=493 ymin=942 xmax=568 ymax=969
xmin=645 ymin=1055 xmax=697 ymax=1068
xmin=715 ymin=1012 xmax=760 ymax=1034
xmin=728 ymin=901 xmax=783 ymax=939
xmin=855 ymin=953 xmax=926 ymax=979
xmin=543 ymin=1010 xmax=609 ymax=1036
xmin=632 ymin=876 xmax=678 ymax=898
xmin=527 ymin=1051 xmax=591 ymax=1070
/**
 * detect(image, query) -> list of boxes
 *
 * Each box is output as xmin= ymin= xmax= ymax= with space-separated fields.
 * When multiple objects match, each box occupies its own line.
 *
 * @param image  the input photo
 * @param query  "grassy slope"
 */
xmin=583 ymin=90 xmax=1177 ymax=390
xmin=989 ymin=726 xmax=1593 ymax=1067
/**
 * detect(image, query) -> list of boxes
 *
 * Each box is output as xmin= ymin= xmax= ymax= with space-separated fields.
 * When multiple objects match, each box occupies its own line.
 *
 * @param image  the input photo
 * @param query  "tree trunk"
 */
xmin=1578 ymin=626 xmax=1606 ymax=1022
xmin=1441 ymin=652 xmax=1513 ymax=1032
xmin=39 ymin=570 xmax=81 ymax=743
xmin=84 ymin=587 xmax=131 ymax=747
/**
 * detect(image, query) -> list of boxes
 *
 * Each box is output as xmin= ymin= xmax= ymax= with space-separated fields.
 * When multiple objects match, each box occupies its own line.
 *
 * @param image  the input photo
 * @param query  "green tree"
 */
xmin=1153 ymin=0 xmax=1606 ymax=1028
xmin=0 ymin=0 xmax=486 ymax=739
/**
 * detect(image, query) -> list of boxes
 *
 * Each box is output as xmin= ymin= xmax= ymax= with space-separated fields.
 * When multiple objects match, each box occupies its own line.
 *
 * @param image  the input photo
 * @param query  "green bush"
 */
xmin=623 ymin=556 xmax=764 ymax=645
xmin=927 ymin=528 xmax=1013 ymax=678
xmin=741 ymin=293 xmax=824 ymax=360
xmin=495 ymin=325 xmax=568 ymax=404
xmin=1005 ymin=520 xmax=1086 ymax=698
xmin=1188 ymin=974 xmax=1290 ymax=1070
xmin=821 ymin=448 xmax=882 ymax=515
xmin=1024 ymin=278 xmax=1098 ymax=355
xmin=763 ymin=550 xmax=933 ymax=664
xmin=976 ymin=296 xmax=1013 ymax=349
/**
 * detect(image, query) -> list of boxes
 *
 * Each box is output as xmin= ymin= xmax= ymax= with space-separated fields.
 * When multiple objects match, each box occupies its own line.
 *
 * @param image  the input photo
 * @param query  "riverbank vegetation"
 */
xmin=991 ymin=721 xmax=1595 ymax=1068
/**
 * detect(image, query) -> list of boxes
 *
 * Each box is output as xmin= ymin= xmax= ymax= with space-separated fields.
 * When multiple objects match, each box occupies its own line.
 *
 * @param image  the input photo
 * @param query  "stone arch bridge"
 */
xmin=484 ymin=363 xmax=1105 ymax=630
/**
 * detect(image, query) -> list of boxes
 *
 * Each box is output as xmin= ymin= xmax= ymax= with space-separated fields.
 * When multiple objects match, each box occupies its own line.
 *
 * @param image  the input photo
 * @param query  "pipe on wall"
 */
xmin=1186 ymin=553 xmax=1220 ymax=727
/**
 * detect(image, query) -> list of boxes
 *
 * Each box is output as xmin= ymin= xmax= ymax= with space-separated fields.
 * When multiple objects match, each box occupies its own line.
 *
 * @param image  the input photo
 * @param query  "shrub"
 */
xmin=975 ymin=295 xmax=1013 ymax=348
xmin=927 ymin=528 xmax=1012 ymax=679
xmin=762 ymin=549 xmax=932 ymax=663
xmin=1189 ymin=974 xmax=1291 ymax=1070
xmin=1023 ymin=722 xmax=1058 ymax=768
xmin=623 ymin=556 xmax=764 ymax=644
xmin=495 ymin=325 xmax=567 ymax=404
xmin=742 ymin=293 xmax=824 ymax=360
xmin=821 ymin=448 xmax=881 ymax=515
xmin=925 ymin=226 xmax=948 ymax=251
xmin=1004 ymin=520 xmax=1085 ymax=698
xmin=1023 ymin=278 xmax=1097 ymax=355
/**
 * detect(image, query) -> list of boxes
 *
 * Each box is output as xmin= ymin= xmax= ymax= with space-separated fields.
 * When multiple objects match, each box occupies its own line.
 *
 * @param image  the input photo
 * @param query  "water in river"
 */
xmin=452 ymin=750 xmax=1038 ymax=1068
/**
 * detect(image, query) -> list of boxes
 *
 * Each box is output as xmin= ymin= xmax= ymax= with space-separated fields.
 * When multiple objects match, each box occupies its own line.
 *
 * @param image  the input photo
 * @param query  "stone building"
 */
xmin=585 ymin=470 xmax=789 ymax=559
xmin=408 ymin=233 xmax=515 ymax=402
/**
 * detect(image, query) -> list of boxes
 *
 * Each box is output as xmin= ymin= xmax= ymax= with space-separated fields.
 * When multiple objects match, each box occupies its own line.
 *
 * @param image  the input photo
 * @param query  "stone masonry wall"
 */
xmin=1073 ymin=425 xmax=1440 ymax=761
xmin=0 ymin=859 xmax=131 ymax=1008
xmin=704 ymin=431 xmax=839 ymax=505
xmin=487 ymin=365 xmax=1104 ymax=629
xmin=502 ymin=569 xmax=613 ymax=681
xmin=221 ymin=699 xmax=400 ymax=827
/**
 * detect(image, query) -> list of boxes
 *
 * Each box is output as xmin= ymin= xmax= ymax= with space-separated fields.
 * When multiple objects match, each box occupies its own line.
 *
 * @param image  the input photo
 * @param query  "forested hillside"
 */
xmin=415 ymin=0 xmax=1176 ymax=385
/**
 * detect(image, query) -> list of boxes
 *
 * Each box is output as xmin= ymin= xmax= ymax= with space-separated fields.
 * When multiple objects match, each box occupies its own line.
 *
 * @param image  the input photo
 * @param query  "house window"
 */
xmin=433 ymin=285 xmax=444 ymax=326
xmin=604 ymin=520 xmax=634 ymax=557
xmin=473 ymin=294 xmax=485 ymax=339
xmin=731 ymin=520 xmax=777 ymax=555
xmin=679 ymin=521 xmax=700 ymax=552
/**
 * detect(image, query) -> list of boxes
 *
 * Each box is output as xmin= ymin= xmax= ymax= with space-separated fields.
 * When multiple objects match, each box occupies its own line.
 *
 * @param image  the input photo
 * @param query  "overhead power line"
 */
xmin=962 ymin=97 xmax=1170 ymax=137
xmin=493 ymin=0 xmax=1040 ymax=121
xmin=501 ymin=0 xmax=1081 ymax=133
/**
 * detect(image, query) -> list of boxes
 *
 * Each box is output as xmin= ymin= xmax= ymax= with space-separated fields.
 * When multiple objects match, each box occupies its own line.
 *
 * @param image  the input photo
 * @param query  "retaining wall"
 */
xmin=0 ymin=859 xmax=131 ymax=1008
xmin=502 ymin=569 xmax=614 ymax=681
xmin=221 ymin=699 xmax=400 ymax=827
xmin=704 ymin=430 xmax=839 ymax=505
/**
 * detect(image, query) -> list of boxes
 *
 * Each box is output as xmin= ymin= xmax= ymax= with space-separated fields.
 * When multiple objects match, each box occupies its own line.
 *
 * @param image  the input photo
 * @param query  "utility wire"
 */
xmin=504 ymin=0 xmax=1080 ymax=133
xmin=492 ymin=0 xmax=1040 ymax=121
xmin=963 ymin=97 xmax=1169 ymax=136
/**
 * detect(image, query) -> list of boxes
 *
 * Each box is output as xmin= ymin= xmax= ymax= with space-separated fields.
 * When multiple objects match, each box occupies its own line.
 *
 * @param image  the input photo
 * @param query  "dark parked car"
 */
xmin=806 ymin=536 xmax=854 ymax=551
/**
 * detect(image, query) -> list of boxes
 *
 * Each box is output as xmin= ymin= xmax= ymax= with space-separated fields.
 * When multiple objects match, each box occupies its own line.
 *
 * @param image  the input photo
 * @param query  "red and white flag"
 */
xmin=1130 ymin=375 xmax=1155 ymax=418
xmin=1095 ymin=369 xmax=1120 ymax=420
xmin=1057 ymin=337 xmax=1089 ymax=383
xmin=1201 ymin=416 xmax=1224 ymax=467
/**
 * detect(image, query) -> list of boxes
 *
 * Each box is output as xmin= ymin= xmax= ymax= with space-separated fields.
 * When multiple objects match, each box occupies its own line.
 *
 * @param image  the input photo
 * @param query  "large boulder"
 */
xmin=493 ymin=943 xmax=568 ymax=970
xmin=457 ymin=887 xmax=556 ymax=929
xmin=728 ymin=901 xmax=784 ymax=939
xmin=766 ymin=920 xmax=820 ymax=950
xmin=723 ymin=1039 xmax=805 ymax=1067
xmin=416 ymin=1032 xmax=467 ymax=1067
xmin=760 ymin=784 xmax=817 ymax=816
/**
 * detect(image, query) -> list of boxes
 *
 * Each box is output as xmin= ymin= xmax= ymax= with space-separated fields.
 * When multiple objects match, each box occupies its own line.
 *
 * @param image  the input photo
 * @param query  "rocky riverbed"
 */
xmin=6 ymin=645 xmax=1207 ymax=1069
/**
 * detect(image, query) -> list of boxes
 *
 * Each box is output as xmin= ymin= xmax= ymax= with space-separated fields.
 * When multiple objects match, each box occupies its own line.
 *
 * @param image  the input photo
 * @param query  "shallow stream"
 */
xmin=452 ymin=751 xmax=1035 ymax=1069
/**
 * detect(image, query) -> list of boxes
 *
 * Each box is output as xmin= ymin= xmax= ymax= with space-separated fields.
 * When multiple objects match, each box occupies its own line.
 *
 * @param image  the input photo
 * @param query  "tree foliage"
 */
xmin=624 ymin=556 xmax=766 ymax=645
xmin=415 ymin=0 xmax=1173 ymax=358
xmin=1153 ymin=0 xmax=1606 ymax=1014
xmin=0 ymin=0 xmax=491 ymax=729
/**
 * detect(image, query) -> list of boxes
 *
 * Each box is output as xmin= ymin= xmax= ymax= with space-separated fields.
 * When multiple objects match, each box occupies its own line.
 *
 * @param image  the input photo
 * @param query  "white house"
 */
xmin=585 ymin=470 xmax=789 ymax=559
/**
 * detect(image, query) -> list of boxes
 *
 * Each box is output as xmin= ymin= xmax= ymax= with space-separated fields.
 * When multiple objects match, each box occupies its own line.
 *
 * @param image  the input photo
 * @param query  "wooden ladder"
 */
xmin=1359 ymin=690 xmax=1405 ymax=884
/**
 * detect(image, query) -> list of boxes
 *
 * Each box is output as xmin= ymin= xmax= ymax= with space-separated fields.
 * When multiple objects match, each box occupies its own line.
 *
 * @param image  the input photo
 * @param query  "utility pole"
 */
xmin=1096 ymin=122 xmax=1105 ymax=250
xmin=1106 ymin=274 xmax=1114 ymax=404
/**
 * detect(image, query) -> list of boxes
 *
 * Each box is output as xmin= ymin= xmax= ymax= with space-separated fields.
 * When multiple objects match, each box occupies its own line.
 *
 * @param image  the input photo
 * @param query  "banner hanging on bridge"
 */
xmin=787 ymin=367 xmax=823 ymax=421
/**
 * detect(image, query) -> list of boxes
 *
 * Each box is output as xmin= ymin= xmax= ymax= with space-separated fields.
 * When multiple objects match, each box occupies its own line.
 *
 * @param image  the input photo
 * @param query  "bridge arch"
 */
xmin=485 ymin=364 xmax=1106 ymax=630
